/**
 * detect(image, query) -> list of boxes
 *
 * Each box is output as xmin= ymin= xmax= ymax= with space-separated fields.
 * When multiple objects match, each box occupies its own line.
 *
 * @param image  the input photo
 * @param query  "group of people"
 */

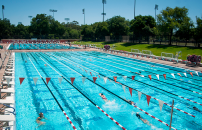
xmin=36 ymin=93 xmax=201 ymax=128
xmin=98 ymin=92 xmax=202 ymax=127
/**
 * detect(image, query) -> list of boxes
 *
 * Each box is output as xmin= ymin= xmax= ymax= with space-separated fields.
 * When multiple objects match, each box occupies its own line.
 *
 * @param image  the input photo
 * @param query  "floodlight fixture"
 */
xmin=2 ymin=5 xmax=4 ymax=20
xmin=50 ymin=9 xmax=57 ymax=18
xmin=82 ymin=9 xmax=85 ymax=25
xmin=101 ymin=0 xmax=106 ymax=22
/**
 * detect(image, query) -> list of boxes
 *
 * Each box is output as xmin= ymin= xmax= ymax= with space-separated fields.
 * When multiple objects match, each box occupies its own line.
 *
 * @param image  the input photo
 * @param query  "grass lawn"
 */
xmin=73 ymin=41 xmax=202 ymax=60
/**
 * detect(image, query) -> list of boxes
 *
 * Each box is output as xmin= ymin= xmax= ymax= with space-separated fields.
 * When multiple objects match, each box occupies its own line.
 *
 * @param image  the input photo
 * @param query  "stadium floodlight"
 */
xmin=2 ymin=5 xmax=4 ymax=20
xmin=155 ymin=4 xmax=158 ymax=21
xmin=101 ymin=0 xmax=106 ymax=22
xmin=82 ymin=9 xmax=85 ymax=25
xmin=50 ymin=9 xmax=57 ymax=18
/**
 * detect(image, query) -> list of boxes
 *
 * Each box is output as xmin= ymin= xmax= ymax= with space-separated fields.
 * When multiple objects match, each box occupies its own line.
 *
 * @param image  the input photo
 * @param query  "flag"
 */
xmin=58 ymin=77 xmax=63 ymax=84
xmin=163 ymin=74 xmax=166 ymax=80
xmin=156 ymin=74 xmax=159 ymax=80
xmin=129 ymin=88 xmax=133 ymax=97
xmin=82 ymin=77 xmax=87 ymax=84
xmin=122 ymin=85 xmax=126 ymax=93
xmin=171 ymin=73 xmax=175 ymax=78
xmin=93 ymin=77 xmax=97 ymax=83
xmin=158 ymin=100 xmax=164 ymax=111
xmin=123 ymin=76 xmax=127 ymax=81
xmin=138 ymin=91 xmax=142 ymax=101
xmin=46 ymin=77 xmax=51 ymax=84
xmin=70 ymin=77 xmax=75 ymax=84
xmin=19 ymin=77 xmax=25 ymax=85
xmin=33 ymin=78 xmax=38 ymax=85
xmin=132 ymin=76 xmax=135 ymax=80
xmin=190 ymin=72 xmax=193 ymax=77
xmin=146 ymin=95 xmax=151 ymax=106
xmin=103 ymin=77 xmax=108 ymax=83
xmin=113 ymin=76 xmax=117 ymax=82
xmin=148 ymin=75 xmax=151 ymax=80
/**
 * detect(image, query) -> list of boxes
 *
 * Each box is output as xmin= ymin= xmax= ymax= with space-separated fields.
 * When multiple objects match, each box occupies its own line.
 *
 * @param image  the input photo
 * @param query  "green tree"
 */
xmin=193 ymin=17 xmax=202 ymax=47
xmin=157 ymin=7 xmax=189 ymax=45
xmin=29 ymin=14 xmax=50 ymax=37
xmin=130 ymin=15 xmax=156 ymax=43
xmin=93 ymin=22 xmax=109 ymax=40
xmin=81 ymin=25 xmax=94 ymax=40
xmin=175 ymin=17 xmax=194 ymax=46
xmin=69 ymin=29 xmax=79 ymax=39
xmin=106 ymin=16 xmax=129 ymax=41
xmin=0 ymin=18 xmax=14 ymax=39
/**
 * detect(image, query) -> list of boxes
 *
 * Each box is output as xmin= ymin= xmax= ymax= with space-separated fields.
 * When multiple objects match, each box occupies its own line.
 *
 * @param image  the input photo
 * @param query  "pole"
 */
xmin=134 ymin=0 xmax=136 ymax=19
xmin=169 ymin=100 xmax=174 ymax=130
xmin=84 ymin=9 xmax=85 ymax=25
xmin=103 ymin=3 xmax=104 ymax=22
xmin=155 ymin=8 xmax=156 ymax=21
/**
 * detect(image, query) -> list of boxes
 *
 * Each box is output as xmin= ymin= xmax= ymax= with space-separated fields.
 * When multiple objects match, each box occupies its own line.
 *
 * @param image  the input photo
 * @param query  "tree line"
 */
xmin=0 ymin=6 xmax=201 ymax=46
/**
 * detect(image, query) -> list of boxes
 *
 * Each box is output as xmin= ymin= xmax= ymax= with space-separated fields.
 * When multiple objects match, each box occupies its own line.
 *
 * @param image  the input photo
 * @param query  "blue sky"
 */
xmin=1 ymin=0 xmax=202 ymax=26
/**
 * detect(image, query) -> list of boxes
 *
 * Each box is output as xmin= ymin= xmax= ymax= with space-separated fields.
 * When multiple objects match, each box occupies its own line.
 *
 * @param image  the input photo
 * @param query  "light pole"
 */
xmin=155 ymin=4 xmax=158 ymax=22
xmin=50 ymin=9 xmax=57 ymax=18
xmin=28 ymin=16 xmax=32 ymax=25
xmin=101 ymin=0 xmax=106 ymax=22
xmin=82 ymin=9 xmax=85 ymax=25
xmin=134 ymin=0 xmax=136 ymax=19
xmin=2 ymin=5 xmax=4 ymax=20
xmin=65 ymin=18 xmax=70 ymax=27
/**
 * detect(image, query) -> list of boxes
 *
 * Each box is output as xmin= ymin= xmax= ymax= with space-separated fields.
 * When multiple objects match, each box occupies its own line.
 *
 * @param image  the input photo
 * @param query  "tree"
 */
xmin=14 ymin=23 xmax=29 ymax=38
xmin=157 ymin=7 xmax=189 ymax=45
xmin=29 ymin=14 xmax=50 ymax=37
xmin=193 ymin=17 xmax=202 ymax=47
xmin=106 ymin=16 xmax=129 ymax=41
xmin=0 ymin=18 xmax=14 ymax=39
xmin=130 ymin=15 xmax=156 ymax=43
xmin=81 ymin=25 xmax=94 ymax=40
xmin=93 ymin=22 xmax=109 ymax=40
xmin=175 ymin=17 xmax=194 ymax=46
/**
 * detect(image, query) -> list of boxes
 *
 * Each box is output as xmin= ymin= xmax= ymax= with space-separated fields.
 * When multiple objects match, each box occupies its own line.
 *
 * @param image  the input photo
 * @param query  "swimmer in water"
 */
xmin=193 ymin=107 xmax=202 ymax=113
xmin=150 ymin=65 xmax=155 ymax=67
xmin=99 ymin=93 xmax=110 ymax=102
xmin=36 ymin=112 xmax=48 ymax=128
xmin=125 ymin=99 xmax=136 ymax=105
xmin=136 ymin=112 xmax=153 ymax=126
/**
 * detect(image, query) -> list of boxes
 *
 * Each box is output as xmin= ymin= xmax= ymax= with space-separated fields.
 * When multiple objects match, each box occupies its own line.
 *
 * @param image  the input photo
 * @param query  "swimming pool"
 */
xmin=15 ymin=51 xmax=202 ymax=130
xmin=9 ymin=43 xmax=78 ymax=50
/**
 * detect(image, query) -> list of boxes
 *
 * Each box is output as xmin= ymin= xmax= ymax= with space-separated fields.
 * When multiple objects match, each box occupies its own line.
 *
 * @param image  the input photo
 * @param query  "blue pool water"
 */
xmin=9 ymin=43 xmax=78 ymax=50
xmin=15 ymin=51 xmax=202 ymax=130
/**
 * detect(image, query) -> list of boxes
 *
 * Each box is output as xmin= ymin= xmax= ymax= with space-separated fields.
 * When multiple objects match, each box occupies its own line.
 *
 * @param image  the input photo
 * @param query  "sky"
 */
xmin=1 ymin=0 xmax=202 ymax=26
